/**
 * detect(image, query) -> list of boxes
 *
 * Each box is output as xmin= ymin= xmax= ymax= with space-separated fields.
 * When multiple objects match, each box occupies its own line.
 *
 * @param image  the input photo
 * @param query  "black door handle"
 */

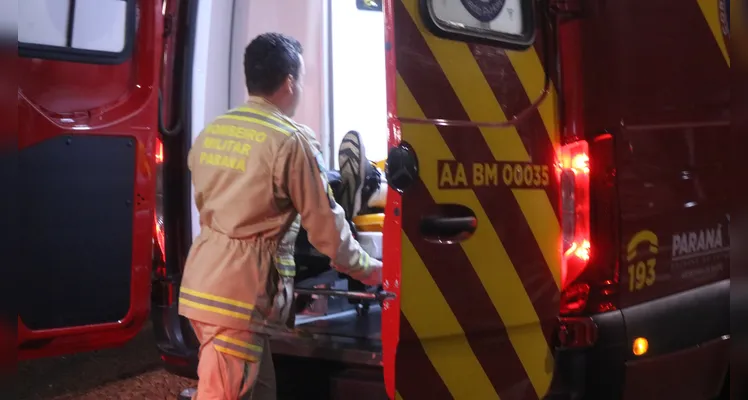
xmin=385 ymin=143 xmax=418 ymax=193
xmin=419 ymin=216 xmax=477 ymax=241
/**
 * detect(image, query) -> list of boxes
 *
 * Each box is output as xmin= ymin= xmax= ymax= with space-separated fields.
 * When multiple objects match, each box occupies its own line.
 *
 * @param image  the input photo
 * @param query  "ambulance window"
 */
xmin=19 ymin=0 xmax=136 ymax=65
xmin=422 ymin=0 xmax=536 ymax=49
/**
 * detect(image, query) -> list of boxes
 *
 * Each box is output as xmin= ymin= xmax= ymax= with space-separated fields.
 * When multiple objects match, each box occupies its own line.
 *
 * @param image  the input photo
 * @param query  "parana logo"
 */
xmin=671 ymin=224 xmax=725 ymax=259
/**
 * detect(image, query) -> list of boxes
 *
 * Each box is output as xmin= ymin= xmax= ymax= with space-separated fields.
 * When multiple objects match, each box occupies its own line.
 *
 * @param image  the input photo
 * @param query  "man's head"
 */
xmin=244 ymin=33 xmax=305 ymax=117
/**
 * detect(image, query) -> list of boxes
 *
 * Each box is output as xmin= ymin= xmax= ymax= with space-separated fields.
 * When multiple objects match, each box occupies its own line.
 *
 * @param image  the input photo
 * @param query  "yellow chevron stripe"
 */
xmin=513 ymin=189 xmax=562 ymax=287
xmin=399 ymin=3 xmax=527 ymax=162
xmin=505 ymin=49 xmax=560 ymax=147
xmin=697 ymin=0 xmax=730 ymax=65
xmin=401 ymin=0 xmax=561 ymax=292
xmin=400 ymin=232 xmax=498 ymax=399
xmin=398 ymin=75 xmax=553 ymax=397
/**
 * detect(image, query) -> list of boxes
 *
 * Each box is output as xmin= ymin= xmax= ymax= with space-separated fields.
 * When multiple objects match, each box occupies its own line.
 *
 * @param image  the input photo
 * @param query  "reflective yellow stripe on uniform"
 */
xmin=220 ymin=107 xmax=296 ymax=136
xmin=213 ymin=334 xmax=264 ymax=363
xmin=360 ymin=252 xmax=370 ymax=268
xmin=179 ymin=287 xmax=254 ymax=321
xmin=274 ymin=255 xmax=296 ymax=277
xmin=349 ymin=252 xmax=371 ymax=275
xmin=236 ymin=106 xmax=297 ymax=130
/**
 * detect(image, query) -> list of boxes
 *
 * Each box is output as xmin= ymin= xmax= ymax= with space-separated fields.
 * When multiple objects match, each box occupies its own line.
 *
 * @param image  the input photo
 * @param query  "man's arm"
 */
xmin=273 ymin=132 xmax=382 ymax=286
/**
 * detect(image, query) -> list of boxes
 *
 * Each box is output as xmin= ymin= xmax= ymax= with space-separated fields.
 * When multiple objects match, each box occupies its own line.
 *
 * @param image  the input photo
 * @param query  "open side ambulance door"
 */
xmin=18 ymin=0 xmax=162 ymax=359
xmin=381 ymin=0 xmax=561 ymax=398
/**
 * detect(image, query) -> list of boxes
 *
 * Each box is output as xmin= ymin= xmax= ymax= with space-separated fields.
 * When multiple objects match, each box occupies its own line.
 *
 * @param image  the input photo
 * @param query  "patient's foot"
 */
xmin=364 ymin=161 xmax=387 ymax=211
xmin=338 ymin=131 xmax=367 ymax=219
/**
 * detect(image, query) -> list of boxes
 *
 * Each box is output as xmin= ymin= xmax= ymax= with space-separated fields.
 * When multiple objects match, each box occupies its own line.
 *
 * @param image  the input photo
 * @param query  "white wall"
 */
xmin=230 ymin=0 xmax=330 ymax=166
xmin=329 ymin=1 xmax=388 ymax=166
xmin=190 ymin=0 xmax=233 ymax=239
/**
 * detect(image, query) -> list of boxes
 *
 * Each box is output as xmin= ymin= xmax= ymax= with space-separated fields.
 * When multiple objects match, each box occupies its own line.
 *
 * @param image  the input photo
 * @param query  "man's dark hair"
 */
xmin=244 ymin=33 xmax=303 ymax=96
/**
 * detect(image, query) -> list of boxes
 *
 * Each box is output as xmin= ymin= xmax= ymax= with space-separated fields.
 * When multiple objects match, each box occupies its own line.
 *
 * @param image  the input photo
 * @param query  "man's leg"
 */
xmin=182 ymin=320 xmax=274 ymax=400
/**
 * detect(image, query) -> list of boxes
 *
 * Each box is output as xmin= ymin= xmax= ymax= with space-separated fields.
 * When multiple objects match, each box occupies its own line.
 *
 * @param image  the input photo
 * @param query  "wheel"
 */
xmin=716 ymin=369 xmax=729 ymax=400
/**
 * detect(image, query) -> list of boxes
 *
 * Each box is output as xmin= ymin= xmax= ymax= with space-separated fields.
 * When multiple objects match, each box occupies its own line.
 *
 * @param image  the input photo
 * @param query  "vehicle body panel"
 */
xmin=589 ymin=0 xmax=731 ymax=306
xmin=382 ymin=0 xmax=561 ymax=398
xmin=546 ymin=0 xmax=730 ymax=398
xmin=17 ymin=0 xmax=732 ymax=398
xmin=18 ymin=0 xmax=161 ymax=360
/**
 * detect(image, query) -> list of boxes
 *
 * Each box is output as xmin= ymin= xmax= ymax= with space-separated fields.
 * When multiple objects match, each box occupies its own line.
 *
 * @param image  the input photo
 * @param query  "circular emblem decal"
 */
xmin=719 ymin=0 xmax=729 ymax=41
xmin=460 ymin=0 xmax=507 ymax=23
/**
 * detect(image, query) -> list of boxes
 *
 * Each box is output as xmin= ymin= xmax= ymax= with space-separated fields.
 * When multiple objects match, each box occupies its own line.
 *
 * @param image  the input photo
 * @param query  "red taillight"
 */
xmin=153 ymin=137 xmax=166 ymax=270
xmin=155 ymin=138 xmax=164 ymax=164
xmin=154 ymin=214 xmax=166 ymax=264
xmin=559 ymin=140 xmax=591 ymax=288
xmin=558 ymin=134 xmax=619 ymax=317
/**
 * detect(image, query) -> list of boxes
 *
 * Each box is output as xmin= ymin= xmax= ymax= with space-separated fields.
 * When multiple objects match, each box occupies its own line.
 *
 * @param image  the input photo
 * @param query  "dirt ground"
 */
xmin=17 ymin=323 xmax=196 ymax=400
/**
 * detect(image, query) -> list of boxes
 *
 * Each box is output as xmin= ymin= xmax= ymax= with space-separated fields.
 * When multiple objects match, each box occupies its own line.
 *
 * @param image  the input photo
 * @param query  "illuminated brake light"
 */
xmin=559 ymin=134 xmax=620 ymax=317
xmin=570 ymin=153 xmax=589 ymax=174
xmin=153 ymin=137 xmax=166 ymax=269
xmin=154 ymin=214 xmax=166 ymax=263
xmin=559 ymin=140 xmax=591 ymax=290
xmin=155 ymin=138 xmax=164 ymax=164
xmin=564 ymin=239 xmax=591 ymax=261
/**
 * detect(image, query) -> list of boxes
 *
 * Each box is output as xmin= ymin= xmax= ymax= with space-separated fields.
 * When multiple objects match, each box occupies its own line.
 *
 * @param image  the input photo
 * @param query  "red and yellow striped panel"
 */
xmin=388 ymin=0 xmax=560 ymax=398
xmin=384 ymin=1 xmax=730 ymax=399
xmin=697 ymin=0 xmax=730 ymax=65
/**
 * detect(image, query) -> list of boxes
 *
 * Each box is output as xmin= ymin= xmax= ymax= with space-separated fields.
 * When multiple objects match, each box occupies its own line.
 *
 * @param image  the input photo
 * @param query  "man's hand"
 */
xmin=359 ymin=258 xmax=383 ymax=286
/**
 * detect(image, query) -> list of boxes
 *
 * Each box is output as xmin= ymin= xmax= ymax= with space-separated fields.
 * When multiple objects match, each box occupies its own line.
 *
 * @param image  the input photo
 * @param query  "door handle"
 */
xmin=385 ymin=143 xmax=418 ymax=193
xmin=419 ymin=216 xmax=477 ymax=242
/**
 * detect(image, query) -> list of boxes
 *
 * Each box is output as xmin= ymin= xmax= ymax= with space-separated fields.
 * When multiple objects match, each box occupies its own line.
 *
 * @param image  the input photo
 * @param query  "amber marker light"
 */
xmin=632 ymin=337 xmax=649 ymax=356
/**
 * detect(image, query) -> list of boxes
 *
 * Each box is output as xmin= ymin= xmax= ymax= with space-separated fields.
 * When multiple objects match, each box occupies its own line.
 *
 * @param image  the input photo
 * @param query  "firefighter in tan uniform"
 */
xmin=178 ymin=33 xmax=382 ymax=400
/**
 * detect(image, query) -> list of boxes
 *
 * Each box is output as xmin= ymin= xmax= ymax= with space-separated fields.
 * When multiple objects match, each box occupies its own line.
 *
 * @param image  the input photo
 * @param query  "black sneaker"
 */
xmin=359 ymin=161 xmax=382 ymax=214
xmin=178 ymin=387 xmax=196 ymax=400
xmin=338 ymin=131 xmax=367 ymax=219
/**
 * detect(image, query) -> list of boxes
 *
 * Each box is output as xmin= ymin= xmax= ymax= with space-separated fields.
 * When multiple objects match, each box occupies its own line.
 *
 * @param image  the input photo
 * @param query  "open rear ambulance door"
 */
xmin=18 ymin=0 xmax=162 ymax=359
xmin=382 ymin=0 xmax=561 ymax=398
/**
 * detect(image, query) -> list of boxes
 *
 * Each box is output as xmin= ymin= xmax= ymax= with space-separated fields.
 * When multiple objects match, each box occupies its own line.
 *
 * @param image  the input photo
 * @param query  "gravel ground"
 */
xmin=17 ymin=323 xmax=196 ymax=400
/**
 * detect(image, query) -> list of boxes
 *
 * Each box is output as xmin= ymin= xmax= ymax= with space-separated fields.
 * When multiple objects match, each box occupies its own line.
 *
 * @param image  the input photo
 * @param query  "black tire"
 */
xmin=716 ymin=369 xmax=729 ymax=400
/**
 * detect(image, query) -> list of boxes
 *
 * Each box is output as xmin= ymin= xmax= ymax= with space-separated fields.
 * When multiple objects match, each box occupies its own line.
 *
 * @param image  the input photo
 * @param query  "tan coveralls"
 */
xmin=179 ymin=96 xmax=378 ymax=399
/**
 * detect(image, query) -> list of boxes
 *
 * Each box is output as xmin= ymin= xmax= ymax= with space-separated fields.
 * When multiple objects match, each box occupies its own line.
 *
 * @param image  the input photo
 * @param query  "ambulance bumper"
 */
xmin=544 ymin=310 xmax=627 ymax=400
xmin=544 ymin=280 xmax=729 ymax=400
